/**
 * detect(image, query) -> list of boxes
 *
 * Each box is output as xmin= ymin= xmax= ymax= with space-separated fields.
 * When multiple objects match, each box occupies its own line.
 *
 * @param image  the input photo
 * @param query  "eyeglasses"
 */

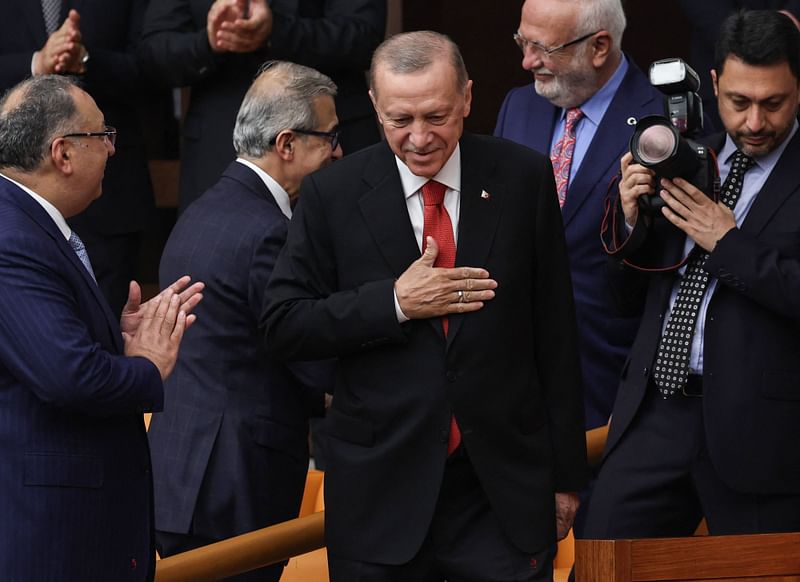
xmin=61 ymin=126 xmax=117 ymax=147
xmin=512 ymin=30 xmax=601 ymax=58
xmin=290 ymin=128 xmax=340 ymax=150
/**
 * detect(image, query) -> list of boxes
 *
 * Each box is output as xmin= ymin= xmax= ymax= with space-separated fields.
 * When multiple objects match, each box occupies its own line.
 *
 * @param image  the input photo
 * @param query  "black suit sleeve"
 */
xmin=268 ymin=0 xmax=386 ymax=72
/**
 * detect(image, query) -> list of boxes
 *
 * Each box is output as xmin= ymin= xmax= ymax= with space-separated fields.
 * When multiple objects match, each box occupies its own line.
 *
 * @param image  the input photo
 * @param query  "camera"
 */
xmin=629 ymin=59 xmax=718 ymax=214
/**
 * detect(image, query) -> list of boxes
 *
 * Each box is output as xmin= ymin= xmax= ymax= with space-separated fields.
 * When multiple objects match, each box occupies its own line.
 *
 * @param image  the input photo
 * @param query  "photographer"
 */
xmin=583 ymin=9 xmax=800 ymax=539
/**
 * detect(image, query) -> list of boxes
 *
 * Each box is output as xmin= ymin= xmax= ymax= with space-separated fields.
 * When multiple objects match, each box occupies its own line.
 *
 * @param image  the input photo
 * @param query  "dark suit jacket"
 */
xmin=149 ymin=161 xmax=330 ymax=540
xmin=494 ymin=60 xmax=664 ymax=429
xmin=604 ymin=129 xmax=800 ymax=494
xmin=262 ymin=134 xmax=589 ymax=563
xmin=139 ymin=0 xmax=385 ymax=212
xmin=0 ymin=0 xmax=154 ymax=235
xmin=0 ymin=176 xmax=163 ymax=580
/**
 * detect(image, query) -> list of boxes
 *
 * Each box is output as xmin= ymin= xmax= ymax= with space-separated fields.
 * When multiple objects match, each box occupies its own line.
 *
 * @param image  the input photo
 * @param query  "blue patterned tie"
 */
xmin=68 ymin=231 xmax=96 ymax=283
xmin=41 ymin=0 xmax=62 ymax=35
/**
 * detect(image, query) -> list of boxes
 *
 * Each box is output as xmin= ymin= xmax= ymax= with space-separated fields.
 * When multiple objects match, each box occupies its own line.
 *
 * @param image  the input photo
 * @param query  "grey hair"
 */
xmin=233 ymin=61 xmax=337 ymax=158
xmin=0 ymin=75 xmax=81 ymax=172
xmin=577 ymin=0 xmax=626 ymax=52
xmin=369 ymin=31 xmax=469 ymax=96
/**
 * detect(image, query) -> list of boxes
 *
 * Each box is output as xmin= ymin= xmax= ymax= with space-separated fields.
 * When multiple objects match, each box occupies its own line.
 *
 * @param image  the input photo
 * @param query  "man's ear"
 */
xmin=711 ymin=69 xmax=719 ymax=98
xmin=50 ymin=138 xmax=74 ymax=175
xmin=591 ymin=32 xmax=612 ymax=68
xmin=273 ymin=130 xmax=294 ymax=160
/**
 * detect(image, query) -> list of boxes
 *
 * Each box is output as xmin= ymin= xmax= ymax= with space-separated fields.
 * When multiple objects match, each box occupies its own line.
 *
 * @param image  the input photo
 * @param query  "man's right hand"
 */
xmin=619 ymin=152 xmax=656 ymax=228
xmin=394 ymin=237 xmax=497 ymax=320
xmin=124 ymin=289 xmax=189 ymax=381
xmin=207 ymin=0 xmax=272 ymax=53
xmin=33 ymin=10 xmax=83 ymax=75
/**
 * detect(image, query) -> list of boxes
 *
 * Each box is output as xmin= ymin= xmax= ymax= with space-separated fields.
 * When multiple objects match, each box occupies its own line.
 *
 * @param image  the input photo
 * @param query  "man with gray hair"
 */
xmin=148 ymin=60 xmax=339 ymax=581
xmin=495 ymin=0 xmax=663 ymax=447
xmin=0 ymin=75 xmax=203 ymax=581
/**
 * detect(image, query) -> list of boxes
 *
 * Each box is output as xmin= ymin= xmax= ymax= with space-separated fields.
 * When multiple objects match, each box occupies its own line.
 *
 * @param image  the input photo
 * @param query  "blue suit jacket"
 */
xmin=149 ymin=162 xmax=331 ymax=541
xmin=0 ymin=176 xmax=163 ymax=580
xmin=494 ymin=61 xmax=664 ymax=428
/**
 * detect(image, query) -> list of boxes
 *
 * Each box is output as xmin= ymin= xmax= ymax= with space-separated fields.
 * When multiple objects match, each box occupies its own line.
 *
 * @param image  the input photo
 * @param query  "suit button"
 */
xmin=446 ymin=371 xmax=457 ymax=382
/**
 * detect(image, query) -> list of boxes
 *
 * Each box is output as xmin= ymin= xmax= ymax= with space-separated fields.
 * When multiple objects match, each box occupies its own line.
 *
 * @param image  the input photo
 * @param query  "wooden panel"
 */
xmin=629 ymin=533 xmax=800 ymax=581
xmin=577 ymin=533 xmax=800 ymax=582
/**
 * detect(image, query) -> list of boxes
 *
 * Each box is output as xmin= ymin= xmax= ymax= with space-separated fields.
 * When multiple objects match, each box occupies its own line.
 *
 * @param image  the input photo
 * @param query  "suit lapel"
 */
xmin=19 ymin=0 xmax=49 ymax=45
xmin=562 ymin=64 xmax=661 ymax=227
xmin=741 ymin=130 xmax=800 ymax=236
xmin=446 ymin=135 xmax=502 ymax=344
xmin=0 ymin=179 xmax=123 ymax=351
xmin=358 ymin=143 xmax=421 ymax=278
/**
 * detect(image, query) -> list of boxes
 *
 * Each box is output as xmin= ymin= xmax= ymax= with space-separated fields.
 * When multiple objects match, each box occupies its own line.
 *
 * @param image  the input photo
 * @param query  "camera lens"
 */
xmin=635 ymin=124 xmax=676 ymax=164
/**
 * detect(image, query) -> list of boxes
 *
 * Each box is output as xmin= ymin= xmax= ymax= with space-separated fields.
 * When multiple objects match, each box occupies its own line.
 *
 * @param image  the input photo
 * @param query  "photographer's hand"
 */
xmin=660 ymin=177 xmax=736 ymax=252
xmin=619 ymin=152 xmax=656 ymax=228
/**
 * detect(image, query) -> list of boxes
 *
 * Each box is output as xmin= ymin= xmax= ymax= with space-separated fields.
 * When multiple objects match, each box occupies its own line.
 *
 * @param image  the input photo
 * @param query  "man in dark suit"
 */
xmin=262 ymin=31 xmax=588 ymax=581
xmin=495 ymin=0 xmax=664 ymax=433
xmin=139 ymin=0 xmax=385 ymax=213
xmin=583 ymin=9 xmax=800 ymax=539
xmin=0 ymin=0 xmax=157 ymax=317
xmin=148 ymin=60 xmax=338 ymax=581
xmin=0 ymin=75 xmax=202 ymax=581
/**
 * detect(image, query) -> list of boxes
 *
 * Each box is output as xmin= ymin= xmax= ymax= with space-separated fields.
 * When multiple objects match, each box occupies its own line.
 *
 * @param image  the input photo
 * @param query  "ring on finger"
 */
xmin=457 ymin=290 xmax=465 ymax=303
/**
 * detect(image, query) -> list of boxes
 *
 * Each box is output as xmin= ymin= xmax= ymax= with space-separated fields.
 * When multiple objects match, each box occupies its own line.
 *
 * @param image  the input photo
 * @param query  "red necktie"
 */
xmin=550 ymin=107 xmax=584 ymax=208
xmin=421 ymin=180 xmax=461 ymax=454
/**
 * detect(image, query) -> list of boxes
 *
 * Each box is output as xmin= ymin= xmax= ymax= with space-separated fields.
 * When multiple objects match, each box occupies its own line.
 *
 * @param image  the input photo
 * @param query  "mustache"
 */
xmin=737 ymin=129 xmax=775 ymax=139
xmin=532 ymin=66 xmax=554 ymax=75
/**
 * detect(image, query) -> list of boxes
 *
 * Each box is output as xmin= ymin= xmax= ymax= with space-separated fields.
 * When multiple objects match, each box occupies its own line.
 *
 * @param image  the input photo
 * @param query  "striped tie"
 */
xmin=41 ymin=0 xmax=62 ymax=35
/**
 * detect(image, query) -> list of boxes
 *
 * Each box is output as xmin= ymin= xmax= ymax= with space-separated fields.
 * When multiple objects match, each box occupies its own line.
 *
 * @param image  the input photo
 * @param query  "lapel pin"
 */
xmin=480 ymin=190 xmax=491 ymax=200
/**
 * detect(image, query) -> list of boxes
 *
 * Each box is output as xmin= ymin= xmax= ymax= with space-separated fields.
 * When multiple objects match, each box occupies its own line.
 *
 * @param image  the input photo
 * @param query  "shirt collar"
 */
xmin=718 ymin=119 xmax=799 ymax=174
xmin=0 ymin=172 xmax=71 ymax=240
xmin=561 ymin=54 xmax=629 ymax=127
xmin=395 ymin=143 xmax=462 ymax=199
xmin=236 ymin=158 xmax=293 ymax=219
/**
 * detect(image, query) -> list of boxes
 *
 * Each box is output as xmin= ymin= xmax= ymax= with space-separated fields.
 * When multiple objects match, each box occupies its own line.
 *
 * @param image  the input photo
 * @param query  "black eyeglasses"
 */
xmin=271 ymin=128 xmax=340 ymax=150
xmin=513 ymin=30 xmax=601 ymax=58
xmin=61 ymin=126 xmax=117 ymax=147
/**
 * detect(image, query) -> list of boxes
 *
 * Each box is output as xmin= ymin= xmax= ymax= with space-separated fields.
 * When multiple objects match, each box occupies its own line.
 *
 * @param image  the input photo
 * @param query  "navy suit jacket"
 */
xmin=604 ymin=129 xmax=800 ymax=494
xmin=0 ymin=0 xmax=154 ymax=236
xmin=494 ymin=60 xmax=664 ymax=429
xmin=0 ymin=176 xmax=163 ymax=580
xmin=149 ymin=162 xmax=330 ymax=540
xmin=139 ymin=0 xmax=386 ymax=212
xmin=263 ymin=134 xmax=588 ymax=563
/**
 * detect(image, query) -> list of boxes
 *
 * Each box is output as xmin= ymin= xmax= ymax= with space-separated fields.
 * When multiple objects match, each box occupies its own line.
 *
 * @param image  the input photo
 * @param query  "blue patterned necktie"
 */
xmin=68 ymin=231 xmax=96 ymax=283
xmin=652 ymin=150 xmax=755 ymax=397
xmin=41 ymin=0 xmax=62 ymax=35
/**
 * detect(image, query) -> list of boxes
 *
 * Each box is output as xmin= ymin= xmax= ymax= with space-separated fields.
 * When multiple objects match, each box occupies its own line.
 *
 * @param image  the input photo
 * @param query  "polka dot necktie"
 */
xmin=652 ymin=150 xmax=755 ymax=397
xmin=550 ymin=107 xmax=584 ymax=208
xmin=420 ymin=180 xmax=461 ymax=454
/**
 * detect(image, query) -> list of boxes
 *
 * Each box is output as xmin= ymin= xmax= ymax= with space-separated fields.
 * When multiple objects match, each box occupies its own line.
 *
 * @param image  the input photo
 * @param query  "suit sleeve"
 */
xmin=530 ymin=159 xmax=589 ymax=491
xmin=262 ymin=175 xmax=407 ymax=361
xmin=268 ymin=0 xmax=386 ymax=72
xmin=705 ymin=226 xmax=800 ymax=321
xmin=0 ymin=231 xmax=163 ymax=416
xmin=139 ymin=0 xmax=230 ymax=87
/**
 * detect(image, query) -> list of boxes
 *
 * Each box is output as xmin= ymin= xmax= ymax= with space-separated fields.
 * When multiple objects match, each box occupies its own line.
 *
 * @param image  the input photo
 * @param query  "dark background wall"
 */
xmin=400 ymin=0 xmax=692 ymax=134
